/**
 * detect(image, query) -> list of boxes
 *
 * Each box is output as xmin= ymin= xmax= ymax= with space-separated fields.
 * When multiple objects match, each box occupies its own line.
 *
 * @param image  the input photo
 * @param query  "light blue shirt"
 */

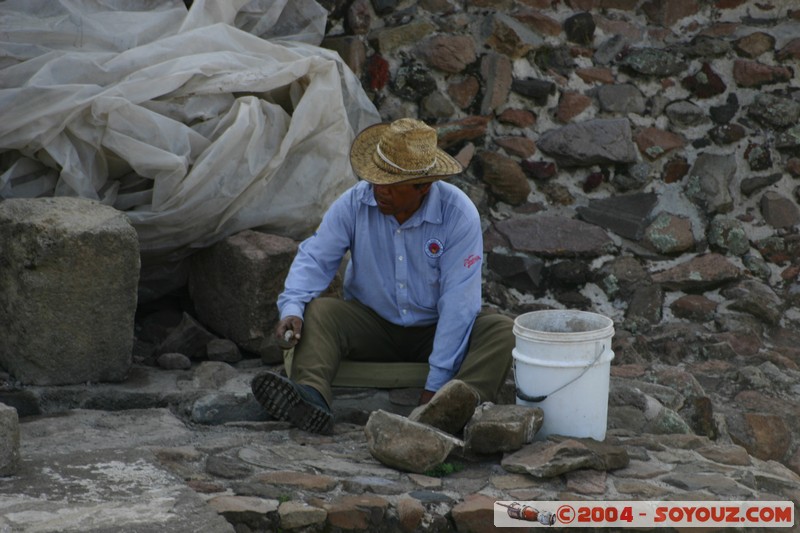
xmin=278 ymin=180 xmax=483 ymax=392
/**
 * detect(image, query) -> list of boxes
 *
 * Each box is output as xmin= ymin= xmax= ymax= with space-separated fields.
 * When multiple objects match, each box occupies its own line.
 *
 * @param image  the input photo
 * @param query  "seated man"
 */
xmin=251 ymin=118 xmax=514 ymax=434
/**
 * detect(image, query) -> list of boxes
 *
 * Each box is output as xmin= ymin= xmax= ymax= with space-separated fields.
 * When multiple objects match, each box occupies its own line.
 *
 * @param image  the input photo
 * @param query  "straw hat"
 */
xmin=349 ymin=118 xmax=463 ymax=185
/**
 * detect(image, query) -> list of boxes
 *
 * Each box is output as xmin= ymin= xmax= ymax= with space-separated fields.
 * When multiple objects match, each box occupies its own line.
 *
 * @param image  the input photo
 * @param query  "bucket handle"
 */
xmin=516 ymin=343 xmax=607 ymax=404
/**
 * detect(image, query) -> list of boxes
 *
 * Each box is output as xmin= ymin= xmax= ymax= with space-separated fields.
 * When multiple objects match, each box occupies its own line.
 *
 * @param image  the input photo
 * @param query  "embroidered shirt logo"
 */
xmin=425 ymin=238 xmax=444 ymax=258
xmin=463 ymin=254 xmax=481 ymax=268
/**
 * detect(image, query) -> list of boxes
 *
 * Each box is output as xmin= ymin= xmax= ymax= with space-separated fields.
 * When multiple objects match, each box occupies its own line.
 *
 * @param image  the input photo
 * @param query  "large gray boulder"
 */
xmin=0 ymin=198 xmax=139 ymax=385
xmin=0 ymin=402 xmax=20 ymax=476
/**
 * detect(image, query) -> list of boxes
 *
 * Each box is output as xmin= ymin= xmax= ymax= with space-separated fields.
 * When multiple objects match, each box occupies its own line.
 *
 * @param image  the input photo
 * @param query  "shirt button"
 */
xmin=402 ymin=309 xmax=408 ymax=314
xmin=396 ymin=229 xmax=401 ymax=234
xmin=398 ymin=255 xmax=404 ymax=261
xmin=399 ymin=283 xmax=405 ymax=288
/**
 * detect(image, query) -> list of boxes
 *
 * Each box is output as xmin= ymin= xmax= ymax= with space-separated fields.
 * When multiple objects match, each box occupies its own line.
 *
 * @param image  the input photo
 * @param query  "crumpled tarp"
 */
xmin=0 ymin=0 xmax=380 ymax=299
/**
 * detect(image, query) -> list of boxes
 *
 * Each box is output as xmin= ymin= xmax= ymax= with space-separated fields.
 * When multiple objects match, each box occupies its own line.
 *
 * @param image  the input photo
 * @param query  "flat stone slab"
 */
xmin=495 ymin=216 xmax=615 ymax=258
xmin=1 ymin=409 xmax=234 ymax=533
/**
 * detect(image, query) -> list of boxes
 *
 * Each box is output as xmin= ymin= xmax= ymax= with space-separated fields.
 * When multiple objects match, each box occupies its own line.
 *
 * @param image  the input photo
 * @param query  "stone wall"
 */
xmin=321 ymin=0 xmax=800 ymax=329
xmin=316 ymin=0 xmax=800 ymax=470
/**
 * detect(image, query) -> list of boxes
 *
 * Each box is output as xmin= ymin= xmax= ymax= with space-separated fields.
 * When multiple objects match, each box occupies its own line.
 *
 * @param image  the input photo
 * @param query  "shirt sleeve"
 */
xmin=277 ymin=191 xmax=354 ymax=321
xmin=424 ymin=208 xmax=483 ymax=392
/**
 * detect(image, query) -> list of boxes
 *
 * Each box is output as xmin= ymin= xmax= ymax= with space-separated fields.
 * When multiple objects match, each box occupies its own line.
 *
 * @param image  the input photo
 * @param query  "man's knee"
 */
xmin=474 ymin=312 xmax=515 ymax=348
xmin=303 ymin=297 xmax=344 ymax=326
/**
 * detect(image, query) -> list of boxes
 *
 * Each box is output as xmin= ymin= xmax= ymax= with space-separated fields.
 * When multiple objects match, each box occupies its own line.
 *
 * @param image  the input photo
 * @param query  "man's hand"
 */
xmin=418 ymin=389 xmax=435 ymax=405
xmin=275 ymin=316 xmax=303 ymax=348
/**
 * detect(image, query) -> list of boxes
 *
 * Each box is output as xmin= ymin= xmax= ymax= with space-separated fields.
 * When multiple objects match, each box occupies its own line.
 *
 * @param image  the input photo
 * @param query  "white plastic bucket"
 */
xmin=513 ymin=309 xmax=615 ymax=441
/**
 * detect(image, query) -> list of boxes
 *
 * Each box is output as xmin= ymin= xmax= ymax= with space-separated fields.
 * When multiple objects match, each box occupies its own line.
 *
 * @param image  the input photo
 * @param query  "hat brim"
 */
xmin=349 ymin=122 xmax=464 ymax=185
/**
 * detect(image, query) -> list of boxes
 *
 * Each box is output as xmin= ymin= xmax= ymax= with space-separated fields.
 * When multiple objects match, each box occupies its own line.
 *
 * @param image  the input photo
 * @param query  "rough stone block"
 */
xmin=0 ymin=198 xmax=139 ymax=385
xmin=0 ymin=402 xmax=20 ymax=476
xmin=464 ymin=403 xmax=543 ymax=455
xmin=188 ymin=230 xmax=297 ymax=363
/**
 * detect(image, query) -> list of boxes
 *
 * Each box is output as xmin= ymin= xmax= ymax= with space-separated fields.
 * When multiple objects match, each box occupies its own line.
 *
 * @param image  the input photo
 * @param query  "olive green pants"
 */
xmin=289 ymin=297 xmax=514 ymax=406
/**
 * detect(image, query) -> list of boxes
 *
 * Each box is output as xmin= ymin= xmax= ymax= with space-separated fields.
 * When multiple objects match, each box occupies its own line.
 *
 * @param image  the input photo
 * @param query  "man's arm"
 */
xmin=275 ymin=190 xmax=355 ymax=338
xmin=423 ymin=207 xmax=483 ymax=396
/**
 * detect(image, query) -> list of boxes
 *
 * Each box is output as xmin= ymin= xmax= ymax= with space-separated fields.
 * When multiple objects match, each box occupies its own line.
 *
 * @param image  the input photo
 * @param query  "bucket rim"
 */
xmin=513 ymin=309 xmax=614 ymax=343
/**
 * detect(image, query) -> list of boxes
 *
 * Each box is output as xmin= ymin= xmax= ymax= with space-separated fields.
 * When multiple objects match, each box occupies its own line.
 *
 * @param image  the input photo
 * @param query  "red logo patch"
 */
xmin=463 ymin=254 xmax=481 ymax=268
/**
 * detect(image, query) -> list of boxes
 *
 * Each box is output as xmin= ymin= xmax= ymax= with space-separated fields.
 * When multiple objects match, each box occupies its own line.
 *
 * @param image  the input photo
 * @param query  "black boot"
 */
xmin=251 ymin=371 xmax=334 ymax=435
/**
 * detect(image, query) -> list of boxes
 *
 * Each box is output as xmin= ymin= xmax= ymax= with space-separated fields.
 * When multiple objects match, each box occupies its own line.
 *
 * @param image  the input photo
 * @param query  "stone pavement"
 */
xmin=1 ymin=362 xmax=799 ymax=532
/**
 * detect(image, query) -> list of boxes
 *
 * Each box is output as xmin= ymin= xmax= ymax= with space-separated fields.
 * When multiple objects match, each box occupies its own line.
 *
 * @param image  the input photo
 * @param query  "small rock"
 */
xmin=480 ymin=52 xmax=513 ymax=115
xmin=563 ymin=12 xmax=595 ymax=45
xmin=652 ymin=253 xmax=741 ymax=291
xmin=494 ymin=136 xmax=537 ymax=158
xmin=733 ymin=59 xmax=793 ymax=88
xmin=665 ymin=100 xmax=707 ymax=127
xmin=521 ymin=160 xmax=557 ymax=180
xmin=597 ymin=84 xmax=645 ymax=114
xmin=409 ymin=380 xmax=480 ymax=435
xmin=501 ymin=438 xmax=630 ymax=478
xmin=741 ymin=172 xmax=781 ymax=197
xmin=496 ymin=215 xmax=614 ymax=258
xmin=710 ymin=93 xmax=739 ymax=124
xmin=537 ymin=119 xmax=638 ymax=167
xmin=556 ymin=91 xmax=592 ymax=123
xmin=733 ymin=31 xmax=775 ymax=58
xmin=748 ymin=93 xmax=800 ymax=129
xmin=321 ymin=494 xmax=389 ymax=530
xmin=390 ymin=61 xmax=437 ymax=100
xmin=417 ymin=34 xmax=476 ymax=74
xmin=708 ymin=217 xmax=750 ymax=255
xmin=345 ymin=0 xmax=371 ymax=34
xmin=670 ymin=295 xmax=718 ymax=321
xmin=0 ymin=403 xmax=20 ymax=476
xmin=497 ymin=108 xmax=536 ymax=128
xmin=158 ymin=313 xmax=218 ymax=360
xmin=436 ymin=115 xmax=491 ymax=149
xmin=365 ymin=410 xmax=463 ymax=474
xmin=575 ymin=66 xmax=615 ymax=84
xmin=685 ymin=153 xmax=736 ymax=214
xmin=760 ymin=191 xmax=800 ymax=229
xmin=514 ymin=8 xmax=562 ymax=37
xmin=477 ymin=151 xmax=531 ymax=206
xmin=642 ymin=0 xmax=700 ymax=27
xmin=635 ymin=127 xmax=686 ymax=161
xmin=681 ymin=62 xmax=726 ymax=98
xmin=447 ymin=76 xmax=480 ymax=109
xmin=278 ymin=501 xmax=327 ymax=529
xmin=722 ymin=279 xmax=784 ymax=325
xmin=710 ymin=123 xmax=747 ymax=146
xmin=577 ymin=192 xmax=658 ymax=241
xmin=744 ymin=142 xmax=772 ymax=172
xmin=487 ymin=249 xmax=545 ymax=293
xmin=464 ymin=403 xmax=543 ymax=455
xmin=484 ymin=12 xmax=544 ymax=59
xmin=510 ymin=78 xmax=555 ymax=105
xmin=157 ymin=352 xmax=192 ymax=370
xmin=642 ymin=212 xmax=694 ymax=254
xmin=618 ymin=47 xmax=686 ymax=77
xmin=777 ymin=37 xmax=800 ymax=61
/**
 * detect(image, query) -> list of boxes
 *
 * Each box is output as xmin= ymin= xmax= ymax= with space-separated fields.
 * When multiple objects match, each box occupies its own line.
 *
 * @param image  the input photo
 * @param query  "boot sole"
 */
xmin=251 ymin=372 xmax=334 ymax=435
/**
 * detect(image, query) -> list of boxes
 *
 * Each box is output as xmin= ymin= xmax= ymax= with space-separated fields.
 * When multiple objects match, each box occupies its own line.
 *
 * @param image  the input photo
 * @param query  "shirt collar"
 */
xmin=359 ymin=181 xmax=444 ymax=227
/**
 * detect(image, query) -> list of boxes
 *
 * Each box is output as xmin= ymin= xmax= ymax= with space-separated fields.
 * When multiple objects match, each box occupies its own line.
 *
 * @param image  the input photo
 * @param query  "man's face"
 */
xmin=372 ymin=182 xmax=431 ymax=224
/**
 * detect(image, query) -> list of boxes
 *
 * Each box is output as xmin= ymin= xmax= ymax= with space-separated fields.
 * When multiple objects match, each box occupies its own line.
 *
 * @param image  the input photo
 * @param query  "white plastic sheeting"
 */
xmin=0 ymin=0 xmax=380 ymax=298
